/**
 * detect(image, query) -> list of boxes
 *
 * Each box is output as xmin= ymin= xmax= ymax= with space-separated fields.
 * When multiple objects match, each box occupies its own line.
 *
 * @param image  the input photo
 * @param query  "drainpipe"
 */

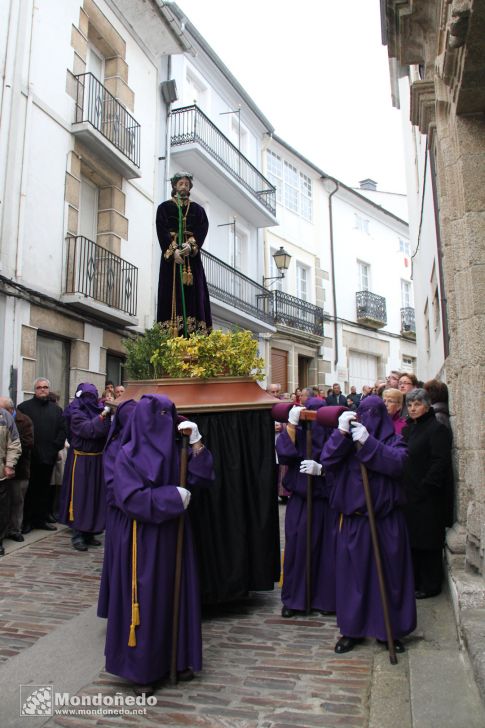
xmin=428 ymin=140 xmax=449 ymax=361
xmin=324 ymin=177 xmax=339 ymax=369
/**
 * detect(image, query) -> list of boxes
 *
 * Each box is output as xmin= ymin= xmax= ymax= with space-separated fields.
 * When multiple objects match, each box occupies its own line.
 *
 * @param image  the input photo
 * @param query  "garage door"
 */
xmin=348 ymin=351 xmax=378 ymax=392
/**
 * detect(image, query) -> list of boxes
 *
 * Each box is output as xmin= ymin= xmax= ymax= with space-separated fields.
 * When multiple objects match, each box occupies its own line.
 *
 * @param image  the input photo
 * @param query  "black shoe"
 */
xmin=314 ymin=609 xmax=336 ymax=616
xmin=72 ymin=540 xmax=88 ymax=552
xmin=46 ymin=514 xmax=57 ymax=524
xmin=7 ymin=533 xmax=24 ymax=542
xmin=84 ymin=536 xmax=102 ymax=546
xmin=415 ymin=589 xmax=441 ymax=599
xmin=21 ymin=524 xmax=32 ymax=534
xmin=335 ymin=636 xmax=363 ymax=654
xmin=281 ymin=606 xmax=296 ymax=618
xmin=177 ymin=668 xmax=195 ymax=682
xmin=36 ymin=522 xmax=57 ymax=531
xmin=377 ymin=638 xmax=405 ymax=653
xmin=0 ymin=545 xmax=4 ymax=556
xmin=133 ymin=684 xmax=154 ymax=698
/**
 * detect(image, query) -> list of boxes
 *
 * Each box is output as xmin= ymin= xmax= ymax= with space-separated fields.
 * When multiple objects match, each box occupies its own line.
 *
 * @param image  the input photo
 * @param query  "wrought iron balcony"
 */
xmin=171 ymin=105 xmax=276 ymax=217
xmin=73 ymin=73 xmax=140 ymax=177
xmin=401 ymin=307 xmax=416 ymax=338
xmin=202 ymin=250 xmax=274 ymax=325
xmin=63 ymin=236 xmax=138 ymax=323
xmin=274 ymin=290 xmax=324 ymax=336
xmin=356 ymin=290 xmax=387 ymax=328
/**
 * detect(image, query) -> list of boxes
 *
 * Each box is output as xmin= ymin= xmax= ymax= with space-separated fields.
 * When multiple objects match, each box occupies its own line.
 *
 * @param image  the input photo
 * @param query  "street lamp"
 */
xmin=262 ymin=246 xmax=292 ymax=287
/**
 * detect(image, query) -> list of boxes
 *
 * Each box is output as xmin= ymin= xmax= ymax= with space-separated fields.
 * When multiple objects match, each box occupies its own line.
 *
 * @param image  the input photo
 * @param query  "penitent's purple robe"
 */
xmin=321 ymin=396 xmax=416 ymax=640
xmin=98 ymin=399 xmax=137 ymax=619
xmin=276 ymin=400 xmax=338 ymax=613
xmin=58 ymin=385 xmax=110 ymax=533
xmin=100 ymin=395 xmax=215 ymax=686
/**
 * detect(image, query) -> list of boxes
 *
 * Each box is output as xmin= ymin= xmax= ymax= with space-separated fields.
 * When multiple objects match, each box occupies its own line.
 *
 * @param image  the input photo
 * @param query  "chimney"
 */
xmin=359 ymin=178 xmax=377 ymax=191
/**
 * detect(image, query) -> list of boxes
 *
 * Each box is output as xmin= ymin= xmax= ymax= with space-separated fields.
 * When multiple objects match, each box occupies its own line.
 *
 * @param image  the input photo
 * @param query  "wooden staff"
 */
xmin=169 ymin=431 xmax=190 ymax=684
xmin=356 ymin=441 xmax=397 ymax=665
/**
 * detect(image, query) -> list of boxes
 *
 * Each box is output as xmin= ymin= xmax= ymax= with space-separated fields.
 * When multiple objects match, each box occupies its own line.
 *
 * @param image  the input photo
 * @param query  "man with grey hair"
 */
xmin=0 ymin=397 xmax=33 ymax=542
xmin=0 ymin=406 xmax=21 ymax=555
xmin=18 ymin=378 xmax=66 ymax=533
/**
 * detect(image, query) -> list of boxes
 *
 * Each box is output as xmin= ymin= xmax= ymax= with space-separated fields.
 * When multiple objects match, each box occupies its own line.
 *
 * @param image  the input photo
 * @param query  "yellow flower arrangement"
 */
xmin=124 ymin=325 xmax=265 ymax=381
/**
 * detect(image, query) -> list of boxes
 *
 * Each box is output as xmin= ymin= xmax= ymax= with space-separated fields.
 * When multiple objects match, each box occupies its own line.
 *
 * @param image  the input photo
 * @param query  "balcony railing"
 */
xmin=74 ymin=73 xmax=140 ymax=167
xmin=65 ymin=236 xmax=138 ymax=316
xmin=401 ymin=307 xmax=416 ymax=337
xmin=202 ymin=250 xmax=274 ymax=324
xmin=171 ymin=105 xmax=276 ymax=215
xmin=274 ymin=290 xmax=324 ymax=336
xmin=356 ymin=290 xmax=387 ymax=327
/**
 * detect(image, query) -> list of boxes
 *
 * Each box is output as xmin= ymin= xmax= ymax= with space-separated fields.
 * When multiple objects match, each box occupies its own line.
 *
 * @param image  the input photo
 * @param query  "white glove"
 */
xmin=180 ymin=242 xmax=191 ymax=256
xmin=101 ymin=405 xmax=112 ymax=417
xmin=288 ymin=406 xmax=305 ymax=426
xmin=176 ymin=486 xmax=191 ymax=509
xmin=300 ymin=459 xmax=322 ymax=476
xmin=351 ymin=421 xmax=369 ymax=444
xmin=177 ymin=420 xmax=202 ymax=444
xmin=338 ymin=411 xmax=356 ymax=433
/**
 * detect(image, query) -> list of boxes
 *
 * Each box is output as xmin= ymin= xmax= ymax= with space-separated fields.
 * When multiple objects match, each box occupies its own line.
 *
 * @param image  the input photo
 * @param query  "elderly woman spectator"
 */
xmin=382 ymin=388 xmax=406 ymax=434
xmin=402 ymin=389 xmax=453 ymax=599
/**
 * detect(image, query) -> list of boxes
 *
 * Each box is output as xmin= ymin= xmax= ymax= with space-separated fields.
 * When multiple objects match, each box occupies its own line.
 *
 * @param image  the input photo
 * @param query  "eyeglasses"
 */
xmin=35 ymin=385 xmax=49 ymax=389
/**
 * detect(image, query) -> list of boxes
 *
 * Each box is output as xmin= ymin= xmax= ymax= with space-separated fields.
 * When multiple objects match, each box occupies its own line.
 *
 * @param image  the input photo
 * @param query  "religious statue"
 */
xmin=156 ymin=173 xmax=212 ymax=336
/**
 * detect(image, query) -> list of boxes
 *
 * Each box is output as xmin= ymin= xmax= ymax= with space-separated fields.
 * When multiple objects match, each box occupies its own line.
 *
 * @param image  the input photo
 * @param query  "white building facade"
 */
xmin=0 ymin=0 xmax=187 ymax=404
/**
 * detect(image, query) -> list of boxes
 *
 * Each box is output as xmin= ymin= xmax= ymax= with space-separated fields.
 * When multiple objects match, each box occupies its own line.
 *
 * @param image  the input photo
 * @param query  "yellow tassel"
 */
xmin=278 ymin=549 xmax=285 ymax=588
xmin=133 ymin=602 xmax=140 ymax=626
xmin=69 ymin=502 xmax=74 ymax=521
xmin=339 ymin=512 xmax=344 ymax=531
xmin=128 ymin=623 xmax=137 ymax=647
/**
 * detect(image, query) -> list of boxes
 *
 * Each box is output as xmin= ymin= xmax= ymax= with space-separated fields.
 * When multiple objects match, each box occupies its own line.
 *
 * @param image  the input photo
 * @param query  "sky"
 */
xmin=173 ymin=0 xmax=407 ymax=194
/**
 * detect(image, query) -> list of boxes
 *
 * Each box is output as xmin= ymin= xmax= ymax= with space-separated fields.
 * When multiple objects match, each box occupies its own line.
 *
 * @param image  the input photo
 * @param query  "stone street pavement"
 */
xmin=1 ymin=506 xmax=484 ymax=728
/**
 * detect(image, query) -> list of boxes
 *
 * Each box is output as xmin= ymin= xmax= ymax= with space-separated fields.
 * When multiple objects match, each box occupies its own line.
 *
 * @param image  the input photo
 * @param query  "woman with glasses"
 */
xmin=382 ymin=388 xmax=406 ymax=434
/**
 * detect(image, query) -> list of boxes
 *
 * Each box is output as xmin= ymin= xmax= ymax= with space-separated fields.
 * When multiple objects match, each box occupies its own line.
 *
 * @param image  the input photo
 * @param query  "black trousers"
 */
xmin=0 ymin=480 xmax=10 ymax=541
xmin=23 ymin=462 xmax=55 ymax=527
xmin=411 ymin=547 xmax=443 ymax=595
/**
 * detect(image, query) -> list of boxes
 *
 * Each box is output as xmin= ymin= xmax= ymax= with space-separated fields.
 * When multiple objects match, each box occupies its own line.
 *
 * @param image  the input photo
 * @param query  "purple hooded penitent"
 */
xmin=276 ymin=399 xmax=338 ymax=613
xmin=58 ymin=383 xmax=110 ymax=533
xmin=321 ymin=395 xmax=416 ymax=640
xmin=98 ymin=398 xmax=137 ymax=619
xmin=100 ymin=394 xmax=215 ymax=685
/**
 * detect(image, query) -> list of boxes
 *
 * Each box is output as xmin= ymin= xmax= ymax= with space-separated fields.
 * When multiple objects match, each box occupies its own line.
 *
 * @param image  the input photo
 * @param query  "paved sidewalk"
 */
xmin=0 ymin=508 xmax=484 ymax=727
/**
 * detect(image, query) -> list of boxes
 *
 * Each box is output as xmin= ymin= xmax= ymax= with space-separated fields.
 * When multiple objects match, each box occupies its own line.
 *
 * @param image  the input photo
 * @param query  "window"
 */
xmin=399 ymin=238 xmax=411 ymax=256
xmin=267 ymin=150 xmax=283 ymax=203
xmin=358 ymin=261 xmax=370 ymax=291
xmin=266 ymin=152 xmax=312 ymax=219
xmin=107 ymin=353 xmax=125 ymax=386
xmin=185 ymin=69 xmax=208 ymax=110
xmin=401 ymin=280 xmax=412 ymax=308
xmin=79 ymin=176 xmax=98 ymax=241
xmin=86 ymin=44 xmax=104 ymax=82
xmin=424 ymin=300 xmax=430 ymax=353
xmin=354 ymin=213 xmax=370 ymax=234
xmin=402 ymin=355 xmax=416 ymax=372
xmin=36 ymin=334 xmax=70 ymax=407
xmin=296 ymin=263 xmax=308 ymax=301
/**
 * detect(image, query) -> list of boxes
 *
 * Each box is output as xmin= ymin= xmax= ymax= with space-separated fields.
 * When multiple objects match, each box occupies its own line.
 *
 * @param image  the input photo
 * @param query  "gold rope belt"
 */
xmin=68 ymin=450 xmax=103 ymax=521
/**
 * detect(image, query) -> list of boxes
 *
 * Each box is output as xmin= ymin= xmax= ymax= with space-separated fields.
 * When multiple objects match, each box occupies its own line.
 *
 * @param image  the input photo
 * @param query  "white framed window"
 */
xmin=296 ymin=263 xmax=308 ymax=301
xmin=358 ymin=261 xmax=370 ymax=291
xmin=354 ymin=213 xmax=370 ymax=234
xmin=184 ymin=69 xmax=208 ymax=110
xmin=402 ymin=355 xmax=416 ymax=372
xmin=401 ymin=279 xmax=412 ymax=308
xmin=266 ymin=152 xmax=312 ymax=219
xmin=399 ymin=238 xmax=411 ymax=256
xmin=266 ymin=150 xmax=283 ymax=203
xmin=79 ymin=176 xmax=99 ymax=241
xmin=86 ymin=44 xmax=104 ymax=81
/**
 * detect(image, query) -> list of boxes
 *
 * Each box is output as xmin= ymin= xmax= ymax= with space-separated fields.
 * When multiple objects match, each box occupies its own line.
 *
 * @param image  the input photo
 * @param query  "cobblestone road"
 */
xmin=0 ymin=508 xmax=382 ymax=727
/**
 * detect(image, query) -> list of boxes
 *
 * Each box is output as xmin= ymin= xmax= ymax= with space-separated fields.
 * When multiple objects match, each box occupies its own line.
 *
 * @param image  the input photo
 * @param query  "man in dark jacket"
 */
xmin=18 ymin=378 xmax=66 ymax=533
xmin=0 ymin=397 xmax=33 ymax=542
xmin=326 ymin=383 xmax=347 ymax=407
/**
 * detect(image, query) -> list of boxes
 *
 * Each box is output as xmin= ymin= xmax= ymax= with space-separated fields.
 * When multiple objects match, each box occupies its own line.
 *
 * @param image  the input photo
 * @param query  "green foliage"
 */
xmin=124 ymin=325 xmax=265 ymax=381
